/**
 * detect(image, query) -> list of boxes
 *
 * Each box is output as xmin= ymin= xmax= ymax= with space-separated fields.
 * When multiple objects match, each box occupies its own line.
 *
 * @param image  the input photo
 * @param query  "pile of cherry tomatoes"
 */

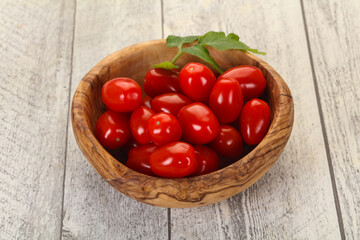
xmin=95 ymin=63 xmax=270 ymax=178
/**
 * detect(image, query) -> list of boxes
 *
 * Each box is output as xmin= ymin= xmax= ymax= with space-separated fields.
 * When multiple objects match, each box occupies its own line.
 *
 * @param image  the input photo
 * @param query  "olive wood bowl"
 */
xmin=71 ymin=39 xmax=294 ymax=208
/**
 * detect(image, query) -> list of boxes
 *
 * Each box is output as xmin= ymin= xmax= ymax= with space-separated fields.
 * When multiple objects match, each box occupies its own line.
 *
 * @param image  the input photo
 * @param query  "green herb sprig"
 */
xmin=153 ymin=31 xmax=265 ymax=74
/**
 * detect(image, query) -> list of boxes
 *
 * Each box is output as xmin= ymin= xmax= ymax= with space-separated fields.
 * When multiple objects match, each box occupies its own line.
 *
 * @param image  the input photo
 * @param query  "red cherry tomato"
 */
xmin=177 ymin=103 xmax=219 ymax=144
xmin=239 ymin=98 xmax=270 ymax=145
xmin=179 ymin=63 xmax=217 ymax=103
xmin=147 ymin=112 xmax=182 ymax=146
xmin=142 ymin=96 xmax=152 ymax=109
xmin=126 ymin=144 xmax=157 ymax=176
xmin=102 ymin=77 xmax=142 ymax=112
xmin=150 ymin=142 xmax=197 ymax=178
xmin=95 ymin=111 xmax=130 ymax=150
xmin=144 ymin=68 xmax=181 ymax=98
xmin=130 ymin=106 xmax=154 ymax=144
xmin=218 ymin=65 xmax=266 ymax=101
xmin=192 ymin=145 xmax=219 ymax=176
xmin=210 ymin=125 xmax=243 ymax=159
xmin=209 ymin=78 xmax=243 ymax=123
xmin=151 ymin=93 xmax=192 ymax=116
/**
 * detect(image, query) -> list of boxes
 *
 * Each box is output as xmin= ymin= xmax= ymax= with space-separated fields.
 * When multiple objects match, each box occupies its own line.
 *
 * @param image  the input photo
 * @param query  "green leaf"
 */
xmin=227 ymin=33 xmax=240 ymax=41
xmin=247 ymin=49 xmax=267 ymax=55
xmin=198 ymin=31 xmax=265 ymax=55
xmin=153 ymin=31 xmax=265 ymax=71
xmin=166 ymin=35 xmax=200 ymax=48
xmin=182 ymin=45 xmax=224 ymax=73
xmin=198 ymin=31 xmax=250 ymax=50
xmin=152 ymin=61 xmax=179 ymax=69
xmin=197 ymin=31 xmax=226 ymax=45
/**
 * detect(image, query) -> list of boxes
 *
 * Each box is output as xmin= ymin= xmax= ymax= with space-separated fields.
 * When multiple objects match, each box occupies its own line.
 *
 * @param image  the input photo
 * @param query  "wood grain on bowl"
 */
xmin=71 ymin=39 xmax=294 ymax=208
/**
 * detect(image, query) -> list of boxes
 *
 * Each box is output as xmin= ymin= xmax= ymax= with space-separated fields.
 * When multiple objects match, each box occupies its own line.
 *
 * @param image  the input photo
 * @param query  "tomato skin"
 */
xmin=210 ymin=125 xmax=243 ymax=159
xmin=151 ymin=93 xmax=192 ymax=116
xmin=179 ymin=63 xmax=217 ymax=103
xmin=177 ymin=103 xmax=219 ymax=144
xmin=142 ymin=96 xmax=152 ymax=109
xmin=192 ymin=145 xmax=219 ymax=176
xmin=147 ymin=112 xmax=182 ymax=146
xmin=95 ymin=111 xmax=130 ymax=150
xmin=239 ymin=98 xmax=270 ymax=145
xmin=126 ymin=144 xmax=157 ymax=176
xmin=209 ymin=78 xmax=243 ymax=123
xmin=130 ymin=106 xmax=154 ymax=144
xmin=102 ymin=77 xmax=142 ymax=112
xmin=218 ymin=65 xmax=266 ymax=101
xmin=144 ymin=68 xmax=181 ymax=98
xmin=149 ymin=142 xmax=197 ymax=178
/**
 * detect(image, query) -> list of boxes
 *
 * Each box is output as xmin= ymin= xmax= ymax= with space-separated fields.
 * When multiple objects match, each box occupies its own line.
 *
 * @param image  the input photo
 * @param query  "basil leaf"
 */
xmin=198 ymin=31 xmax=266 ymax=55
xmin=227 ymin=33 xmax=240 ymax=41
xmin=166 ymin=35 xmax=200 ymax=48
xmin=152 ymin=61 xmax=179 ymax=69
xmin=198 ymin=31 xmax=249 ymax=50
xmin=247 ymin=49 xmax=267 ymax=55
xmin=182 ymin=45 xmax=223 ymax=73
xmin=153 ymin=31 xmax=265 ymax=71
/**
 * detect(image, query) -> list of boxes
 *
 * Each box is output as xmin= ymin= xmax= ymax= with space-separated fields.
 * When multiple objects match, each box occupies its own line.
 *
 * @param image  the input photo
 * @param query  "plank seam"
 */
xmin=161 ymin=1 xmax=170 ymax=239
xmin=161 ymin=0 xmax=164 ymax=39
xmin=60 ymin=0 xmax=77 ymax=239
xmin=300 ymin=0 xmax=346 ymax=239
xmin=167 ymin=208 xmax=171 ymax=240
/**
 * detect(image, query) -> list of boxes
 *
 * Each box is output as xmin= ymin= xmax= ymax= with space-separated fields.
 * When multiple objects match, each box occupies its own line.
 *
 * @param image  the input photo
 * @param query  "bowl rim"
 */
xmin=71 ymin=39 xmax=294 ymax=206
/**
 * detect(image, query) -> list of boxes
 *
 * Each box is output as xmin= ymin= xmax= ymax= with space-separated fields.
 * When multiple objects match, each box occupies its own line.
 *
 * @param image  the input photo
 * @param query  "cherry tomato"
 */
xmin=171 ymin=68 xmax=181 ymax=73
xmin=102 ymin=77 xmax=142 ymax=112
xmin=142 ymin=95 xmax=152 ymax=109
xmin=126 ymin=144 xmax=157 ymax=176
xmin=192 ymin=145 xmax=219 ymax=176
xmin=95 ymin=111 xmax=130 ymax=150
xmin=218 ymin=65 xmax=266 ymax=101
xmin=144 ymin=68 xmax=181 ymax=98
xmin=147 ymin=112 xmax=182 ymax=146
xmin=130 ymin=106 xmax=154 ymax=144
xmin=179 ymin=63 xmax=217 ymax=103
xmin=209 ymin=78 xmax=243 ymax=123
xmin=151 ymin=93 xmax=192 ymax=116
xmin=239 ymin=98 xmax=270 ymax=145
xmin=150 ymin=142 xmax=197 ymax=178
xmin=210 ymin=125 xmax=243 ymax=159
xmin=177 ymin=103 xmax=219 ymax=144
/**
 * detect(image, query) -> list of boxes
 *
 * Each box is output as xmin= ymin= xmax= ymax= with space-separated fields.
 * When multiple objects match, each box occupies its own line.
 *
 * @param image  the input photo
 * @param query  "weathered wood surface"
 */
xmin=61 ymin=0 xmax=168 ymax=239
xmin=1 ymin=0 xmax=359 ymax=239
xmin=164 ymin=0 xmax=341 ymax=239
xmin=0 ymin=0 xmax=74 ymax=239
xmin=303 ymin=0 xmax=360 ymax=238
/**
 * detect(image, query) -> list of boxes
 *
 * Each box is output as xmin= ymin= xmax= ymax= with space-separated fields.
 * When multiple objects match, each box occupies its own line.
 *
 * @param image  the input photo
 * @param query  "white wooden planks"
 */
xmin=0 ymin=0 xmax=74 ymax=239
xmin=61 ymin=0 xmax=168 ymax=239
xmin=163 ymin=0 xmax=341 ymax=239
xmin=303 ymin=0 xmax=360 ymax=238
xmin=2 ymin=0 xmax=359 ymax=238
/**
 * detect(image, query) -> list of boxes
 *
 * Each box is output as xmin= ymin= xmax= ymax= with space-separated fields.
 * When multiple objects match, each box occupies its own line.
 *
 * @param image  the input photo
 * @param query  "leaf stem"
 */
xmin=171 ymin=50 xmax=183 ymax=64
xmin=212 ymin=63 xmax=224 ymax=74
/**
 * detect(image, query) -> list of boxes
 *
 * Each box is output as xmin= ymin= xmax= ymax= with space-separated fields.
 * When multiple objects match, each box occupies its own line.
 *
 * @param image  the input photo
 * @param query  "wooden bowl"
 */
xmin=71 ymin=39 xmax=294 ymax=208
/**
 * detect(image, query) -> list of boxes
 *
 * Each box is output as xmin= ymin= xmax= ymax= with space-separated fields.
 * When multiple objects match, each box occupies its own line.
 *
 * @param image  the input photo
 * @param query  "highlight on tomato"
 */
xmin=239 ymin=98 xmax=271 ymax=145
xmin=149 ymin=141 xmax=197 ymax=178
xmin=95 ymin=111 xmax=130 ymax=150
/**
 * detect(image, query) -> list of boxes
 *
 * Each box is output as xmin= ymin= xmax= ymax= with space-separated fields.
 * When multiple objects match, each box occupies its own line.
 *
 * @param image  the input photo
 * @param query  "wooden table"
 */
xmin=1 ymin=0 xmax=359 ymax=239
